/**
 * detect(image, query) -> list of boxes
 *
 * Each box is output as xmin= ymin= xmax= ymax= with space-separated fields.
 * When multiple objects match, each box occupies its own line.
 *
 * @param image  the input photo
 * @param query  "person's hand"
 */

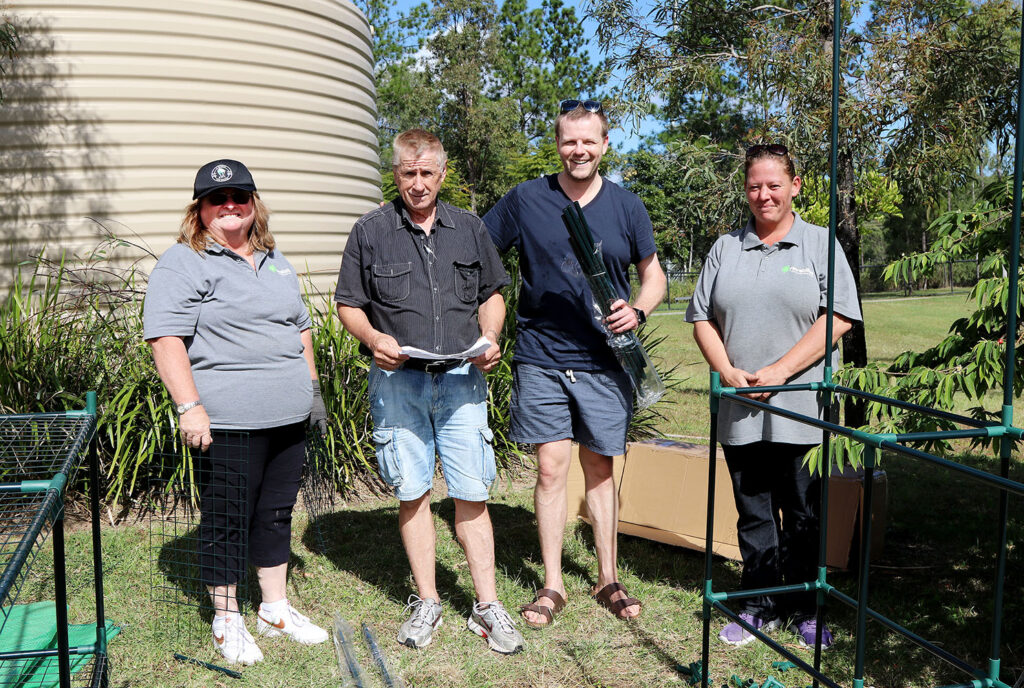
xmin=371 ymin=333 xmax=408 ymax=371
xmin=604 ymin=298 xmax=639 ymax=334
xmin=720 ymin=366 xmax=766 ymax=400
xmin=179 ymin=405 xmax=213 ymax=451
xmin=309 ymin=385 xmax=328 ymax=435
xmin=750 ymin=363 xmax=790 ymax=399
xmin=470 ymin=338 xmax=501 ymax=372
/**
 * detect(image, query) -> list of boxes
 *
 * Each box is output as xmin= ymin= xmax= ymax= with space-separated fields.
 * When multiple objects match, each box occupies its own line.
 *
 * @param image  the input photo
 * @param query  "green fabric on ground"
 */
xmin=0 ymin=601 xmax=119 ymax=688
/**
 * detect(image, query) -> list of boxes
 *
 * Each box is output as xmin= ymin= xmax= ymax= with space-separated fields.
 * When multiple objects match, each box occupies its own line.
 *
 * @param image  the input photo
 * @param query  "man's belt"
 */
xmin=402 ymin=358 xmax=464 ymax=374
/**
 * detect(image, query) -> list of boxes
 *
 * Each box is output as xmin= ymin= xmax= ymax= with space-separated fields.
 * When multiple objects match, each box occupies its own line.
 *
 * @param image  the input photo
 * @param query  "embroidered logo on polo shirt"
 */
xmin=782 ymin=265 xmax=815 ymax=278
xmin=268 ymin=264 xmax=292 ymax=275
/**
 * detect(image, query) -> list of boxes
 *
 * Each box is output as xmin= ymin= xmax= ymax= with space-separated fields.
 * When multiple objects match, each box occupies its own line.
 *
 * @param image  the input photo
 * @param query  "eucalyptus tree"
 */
xmin=589 ymin=0 xmax=1021 ymax=425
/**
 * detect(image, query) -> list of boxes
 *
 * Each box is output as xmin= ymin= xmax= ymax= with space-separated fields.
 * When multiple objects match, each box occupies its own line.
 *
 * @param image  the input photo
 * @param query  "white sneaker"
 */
xmin=212 ymin=614 xmax=264 ymax=665
xmin=256 ymin=602 xmax=329 ymax=645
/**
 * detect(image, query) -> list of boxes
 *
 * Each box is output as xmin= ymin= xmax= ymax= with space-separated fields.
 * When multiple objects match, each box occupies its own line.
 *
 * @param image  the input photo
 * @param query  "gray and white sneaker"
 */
xmin=467 ymin=600 xmax=524 ymax=655
xmin=397 ymin=595 xmax=443 ymax=649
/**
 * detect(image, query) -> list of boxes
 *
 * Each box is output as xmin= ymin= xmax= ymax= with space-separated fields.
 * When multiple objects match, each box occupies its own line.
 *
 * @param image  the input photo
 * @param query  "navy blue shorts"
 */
xmin=510 ymin=362 xmax=632 ymax=456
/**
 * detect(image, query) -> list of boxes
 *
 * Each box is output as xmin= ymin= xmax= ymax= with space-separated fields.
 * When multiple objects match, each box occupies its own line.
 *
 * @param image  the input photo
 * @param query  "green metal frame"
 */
xmin=0 ymin=392 xmax=108 ymax=688
xmin=699 ymin=3 xmax=1024 ymax=687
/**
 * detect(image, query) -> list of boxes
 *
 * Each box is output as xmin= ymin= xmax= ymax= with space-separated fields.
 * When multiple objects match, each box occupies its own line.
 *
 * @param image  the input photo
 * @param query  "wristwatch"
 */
xmin=176 ymin=400 xmax=202 ymax=415
xmin=633 ymin=307 xmax=647 ymax=326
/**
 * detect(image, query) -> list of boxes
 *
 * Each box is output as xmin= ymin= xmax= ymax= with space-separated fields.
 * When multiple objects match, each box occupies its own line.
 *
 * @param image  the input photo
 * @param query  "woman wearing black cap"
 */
xmin=143 ymin=160 xmax=329 ymax=665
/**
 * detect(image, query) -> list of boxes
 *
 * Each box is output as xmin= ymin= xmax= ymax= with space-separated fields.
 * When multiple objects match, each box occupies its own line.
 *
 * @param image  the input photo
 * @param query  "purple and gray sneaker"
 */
xmin=788 ymin=617 xmax=834 ymax=649
xmin=718 ymin=612 xmax=781 ymax=646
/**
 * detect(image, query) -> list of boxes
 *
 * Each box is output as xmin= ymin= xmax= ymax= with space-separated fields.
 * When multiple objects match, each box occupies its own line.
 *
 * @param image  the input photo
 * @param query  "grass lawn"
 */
xmin=23 ymin=291 xmax=1024 ymax=687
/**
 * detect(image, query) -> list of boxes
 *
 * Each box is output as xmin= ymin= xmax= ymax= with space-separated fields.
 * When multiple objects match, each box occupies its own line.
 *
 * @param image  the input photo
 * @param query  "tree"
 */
xmin=589 ymin=0 xmax=1022 ymax=425
xmin=808 ymin=178 xmax=1022 ymax=471
xmin=491 ymin=0 xmax=610 ymax=142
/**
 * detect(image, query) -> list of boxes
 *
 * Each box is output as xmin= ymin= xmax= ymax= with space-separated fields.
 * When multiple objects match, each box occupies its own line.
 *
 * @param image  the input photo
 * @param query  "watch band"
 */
xmin=176 ymin=400 xmax=202 ymax=415
xmin=634 ymin=307 xmax=647 ymax=325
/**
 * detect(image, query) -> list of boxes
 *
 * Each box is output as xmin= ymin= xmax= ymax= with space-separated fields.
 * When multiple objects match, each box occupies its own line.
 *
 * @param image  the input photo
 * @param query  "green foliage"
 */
xmin=806 ymin=179 xmax=1021 ymax=473
xmin=354 ymin=0 xmax=610 ymax=213
xmin=621 ymin=137 xmax=745 ymax=270
xmin=796 ymin=170 xmax=903 ymax=229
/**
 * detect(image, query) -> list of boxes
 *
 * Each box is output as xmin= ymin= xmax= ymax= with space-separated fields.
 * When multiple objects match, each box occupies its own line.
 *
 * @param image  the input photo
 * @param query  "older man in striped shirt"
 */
xmin=335 ymin=129 xmax=523 ymax=655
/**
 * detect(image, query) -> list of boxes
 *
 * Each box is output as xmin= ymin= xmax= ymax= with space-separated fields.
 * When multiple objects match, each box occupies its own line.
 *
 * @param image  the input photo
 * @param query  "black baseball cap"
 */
xmin=192 ymin=159 xmax=257 ymax=200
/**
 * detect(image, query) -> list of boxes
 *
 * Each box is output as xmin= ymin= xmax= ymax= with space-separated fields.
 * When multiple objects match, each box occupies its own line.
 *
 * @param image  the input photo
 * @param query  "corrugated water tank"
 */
xmin=0 ymin=0 xmax=381 ymax=292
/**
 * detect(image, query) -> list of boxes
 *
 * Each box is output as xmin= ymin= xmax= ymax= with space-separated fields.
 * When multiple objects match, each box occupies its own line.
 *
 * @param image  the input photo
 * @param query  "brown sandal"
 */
xmin=519 ymin=588 xmax=566 ymax=629
xmin=592 ymin=582 xmax=642 ymax=620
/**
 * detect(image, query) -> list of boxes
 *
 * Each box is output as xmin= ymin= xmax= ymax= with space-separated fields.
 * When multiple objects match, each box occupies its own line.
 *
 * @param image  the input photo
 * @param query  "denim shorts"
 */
xmin=368 ymin=362 xmax=496 ymax=502
xmin=510 ymin=362 xmax=632 ymax=456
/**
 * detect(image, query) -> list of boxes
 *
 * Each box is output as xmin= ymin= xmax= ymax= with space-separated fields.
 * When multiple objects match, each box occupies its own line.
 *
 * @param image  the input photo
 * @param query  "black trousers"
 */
xmin=198 ymin=422 xmax=306 ymax=587
xmin=723 ymin=441 xmax=820 ymax=619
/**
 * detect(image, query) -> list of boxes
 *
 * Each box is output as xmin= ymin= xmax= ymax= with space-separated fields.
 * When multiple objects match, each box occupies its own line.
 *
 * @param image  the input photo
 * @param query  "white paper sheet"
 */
xmin=400 ymin=336 xmax=492 ymax=360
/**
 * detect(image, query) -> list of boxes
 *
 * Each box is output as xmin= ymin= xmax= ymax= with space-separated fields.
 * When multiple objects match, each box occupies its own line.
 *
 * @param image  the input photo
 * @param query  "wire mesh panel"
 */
xmin=0 ymin=414 xmax=95 ymax=637
xmin=299 ymin=434 xmax=338 ymax=555
xmin=149 ymin=431 xmax=250 ymax=631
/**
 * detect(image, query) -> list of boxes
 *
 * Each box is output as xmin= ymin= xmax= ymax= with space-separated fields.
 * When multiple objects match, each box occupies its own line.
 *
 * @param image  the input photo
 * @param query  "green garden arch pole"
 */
xmin=812 ymin=1 xmax=844 ymax=683
xmin=990 ymin=5 xmax=1024 ymax=682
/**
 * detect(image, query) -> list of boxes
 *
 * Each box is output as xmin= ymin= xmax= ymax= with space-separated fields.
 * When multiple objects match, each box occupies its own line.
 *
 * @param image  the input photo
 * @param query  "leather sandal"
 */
xmin=519 ymin=588 xmax=566 ymax=629
xmin=592 ymin=582 xmax=642 ymax=620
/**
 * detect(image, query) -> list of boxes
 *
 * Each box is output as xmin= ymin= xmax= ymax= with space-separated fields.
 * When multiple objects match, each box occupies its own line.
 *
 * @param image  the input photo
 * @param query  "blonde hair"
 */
xmin=177 ymin=193 xmax=275 ymax=253
xmin=555 ymin=108 xmax=609 ymax=140
xmin=392 ymin=129 xmax=447 ymax=169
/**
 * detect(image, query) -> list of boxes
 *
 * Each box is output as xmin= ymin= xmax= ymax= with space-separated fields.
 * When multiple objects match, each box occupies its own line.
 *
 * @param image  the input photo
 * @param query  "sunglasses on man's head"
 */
xmin=205 ymin=190 xmax=252 ymax=206
xmin=560 ymin=99 xmax=602 ymax=114
xmin=746 ymin=144 xmax=789 ymax=158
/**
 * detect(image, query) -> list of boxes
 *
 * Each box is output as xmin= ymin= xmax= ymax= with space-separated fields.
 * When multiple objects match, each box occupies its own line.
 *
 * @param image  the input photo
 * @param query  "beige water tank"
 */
xmin=0 ymin=0 xmax=380 ymax=292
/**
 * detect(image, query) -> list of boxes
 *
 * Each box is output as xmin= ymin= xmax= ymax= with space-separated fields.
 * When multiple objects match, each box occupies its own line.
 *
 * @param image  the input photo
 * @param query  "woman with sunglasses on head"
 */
xmin=685 ymin=144 xmax=861 ymax=650
xmin=143 ymin=159 xmax=329 ymax=665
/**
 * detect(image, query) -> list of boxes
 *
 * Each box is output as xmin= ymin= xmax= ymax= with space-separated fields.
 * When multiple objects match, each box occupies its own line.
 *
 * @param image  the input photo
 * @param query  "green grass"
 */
xmin=50 ymin=454 xmax=1024 ymax=687
xmin=648 ymin=293 xmax=979 ymax=439
xmin=17 ymin=292 xmax=1024 ymax=687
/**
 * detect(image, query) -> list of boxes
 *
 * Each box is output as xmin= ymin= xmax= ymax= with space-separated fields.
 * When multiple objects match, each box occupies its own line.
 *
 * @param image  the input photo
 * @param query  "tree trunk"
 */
xmin=835 ymin=148 xmax=867 ymax=427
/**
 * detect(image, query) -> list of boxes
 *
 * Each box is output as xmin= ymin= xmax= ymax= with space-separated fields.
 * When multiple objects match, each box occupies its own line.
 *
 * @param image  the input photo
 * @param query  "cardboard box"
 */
xmin=568 ymin=440 xmax=886 ymax=570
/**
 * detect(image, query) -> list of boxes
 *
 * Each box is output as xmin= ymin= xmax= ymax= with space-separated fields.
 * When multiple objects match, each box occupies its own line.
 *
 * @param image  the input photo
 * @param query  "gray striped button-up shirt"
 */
xmin=335 ymin=199 xmax=510 ymax=355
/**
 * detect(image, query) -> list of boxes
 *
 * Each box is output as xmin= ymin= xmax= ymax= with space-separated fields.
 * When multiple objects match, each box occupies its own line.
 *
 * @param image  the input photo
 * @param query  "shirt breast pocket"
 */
xmin=453 ymin=260 xmax=481 ymax=304
xmin=372 ymin=262 xmax=412 ymax=304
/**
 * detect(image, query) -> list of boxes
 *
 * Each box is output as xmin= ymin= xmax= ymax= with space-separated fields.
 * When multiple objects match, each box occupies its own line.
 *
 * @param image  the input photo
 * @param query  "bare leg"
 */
xmin=453 ymin=499 xmax=498 ymax=603
xmin=399 ymin=493 xmax=439 ymax=600
xmin=256 ymin=563 xmax=288 ymax=604
xmin=522 ymin=439 xmax=572 ymax=625
xmin=579 ymin=446 xmax=639 ymax=618
xmin=208 ymin=584 xmax=239 ymax=616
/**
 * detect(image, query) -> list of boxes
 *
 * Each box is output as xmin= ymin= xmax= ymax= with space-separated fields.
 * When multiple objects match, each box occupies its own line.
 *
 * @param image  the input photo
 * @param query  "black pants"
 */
xmin=198 ymin=423 xmax=306 ymax=586
xmin=723 ymin=441 xmax=820 ymax=619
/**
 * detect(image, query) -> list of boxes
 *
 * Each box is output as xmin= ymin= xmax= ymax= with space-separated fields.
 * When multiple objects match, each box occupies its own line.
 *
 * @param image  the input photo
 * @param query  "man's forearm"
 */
xmin=478 ymin=291 xmax=505 ymax=342
xmin=337 ymin=304 xmax=382 ymax=349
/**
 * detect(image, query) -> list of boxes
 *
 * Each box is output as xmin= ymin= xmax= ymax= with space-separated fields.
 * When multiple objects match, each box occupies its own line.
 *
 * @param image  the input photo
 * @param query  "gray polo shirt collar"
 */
xmin=204 ymin=239 xmax=268 ymax=270
xmin=739 ymin=212 xmax=809 ymax=250
xmin=395 ymin=199 xmax=455 ymax=234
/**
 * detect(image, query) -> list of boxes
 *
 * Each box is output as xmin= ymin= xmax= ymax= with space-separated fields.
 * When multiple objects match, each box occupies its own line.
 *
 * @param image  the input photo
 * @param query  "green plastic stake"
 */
xmin=675 ymin=660 xmax=703 ymax=686
xmin=761 ymin=678 xmax=787 ymax=688
xmin=771 ymin=661 xmax=798 ymax=672
xmin=730 ymin=676 xmax=757 ymax=688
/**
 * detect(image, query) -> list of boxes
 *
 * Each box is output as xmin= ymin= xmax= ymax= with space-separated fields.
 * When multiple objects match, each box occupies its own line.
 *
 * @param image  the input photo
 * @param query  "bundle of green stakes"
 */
xmin=561 ymin=201 xmax=665 ymax=408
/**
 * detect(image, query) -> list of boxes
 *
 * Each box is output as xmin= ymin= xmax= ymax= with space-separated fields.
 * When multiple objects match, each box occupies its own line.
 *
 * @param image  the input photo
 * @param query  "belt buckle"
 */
xmin=423 ymin=359 xmax=449 ymax=374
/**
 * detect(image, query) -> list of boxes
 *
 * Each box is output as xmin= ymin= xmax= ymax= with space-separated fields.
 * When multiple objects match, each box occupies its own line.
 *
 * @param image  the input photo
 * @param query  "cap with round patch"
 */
xmin=193 ymin=159 xmax=257 ymax=200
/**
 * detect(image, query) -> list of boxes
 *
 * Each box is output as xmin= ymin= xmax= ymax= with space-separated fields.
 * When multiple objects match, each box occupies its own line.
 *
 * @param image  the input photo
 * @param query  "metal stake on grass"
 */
xmin=333 ymin=616 xmax=367 ymax=688
xmin=362 ymin=623 xmax=404 ymax=688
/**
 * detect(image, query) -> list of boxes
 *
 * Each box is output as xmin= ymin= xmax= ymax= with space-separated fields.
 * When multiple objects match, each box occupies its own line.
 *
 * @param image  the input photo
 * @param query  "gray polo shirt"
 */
xmin=335 ymin=199 xmax=510 ymax=355
xmin=685 ymin=213 xmax=862 ymax=445
xmin=143 ymin=242 xmax=313 ymax=430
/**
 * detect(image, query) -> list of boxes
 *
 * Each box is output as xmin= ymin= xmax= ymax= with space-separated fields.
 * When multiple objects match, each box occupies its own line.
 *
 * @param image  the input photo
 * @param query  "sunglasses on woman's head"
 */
xmin=560 ymin=99 xmax=603 ymax=114
xmin=746 ymin=144 xmax=789 ymax=158
xmin=205 ymin=190 xmax=252 ymax=206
